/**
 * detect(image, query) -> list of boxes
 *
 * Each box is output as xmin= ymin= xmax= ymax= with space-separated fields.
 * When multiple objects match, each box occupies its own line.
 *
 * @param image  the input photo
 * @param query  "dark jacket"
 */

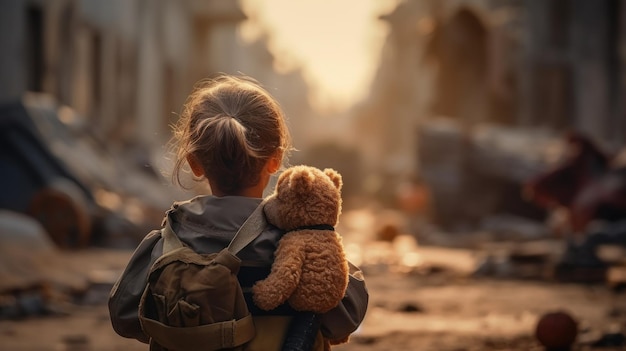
xmin=108 ymin=195 xmax=368 ymax=346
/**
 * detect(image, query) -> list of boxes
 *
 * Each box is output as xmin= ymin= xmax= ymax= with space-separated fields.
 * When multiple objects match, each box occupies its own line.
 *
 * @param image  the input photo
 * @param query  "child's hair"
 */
xmin=171 ymin=74 xmax=291 ymax=194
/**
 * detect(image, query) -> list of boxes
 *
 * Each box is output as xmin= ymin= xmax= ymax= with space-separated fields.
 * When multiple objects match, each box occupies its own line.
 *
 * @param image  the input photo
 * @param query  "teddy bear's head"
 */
xmin=264 ymin=165 xmax=343 ymax=231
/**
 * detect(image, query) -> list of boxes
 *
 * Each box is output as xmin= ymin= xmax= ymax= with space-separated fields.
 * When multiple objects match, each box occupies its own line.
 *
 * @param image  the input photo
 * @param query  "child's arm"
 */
xmin=318 ymin=261 xmax=368 ymax=342
xmin=108 ymin=230 xmax=162 ymax=343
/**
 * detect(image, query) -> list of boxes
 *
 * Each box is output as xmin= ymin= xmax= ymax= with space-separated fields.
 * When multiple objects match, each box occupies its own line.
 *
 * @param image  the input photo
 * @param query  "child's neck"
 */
xmin=210 ymin=182 xmax=265 ymax=198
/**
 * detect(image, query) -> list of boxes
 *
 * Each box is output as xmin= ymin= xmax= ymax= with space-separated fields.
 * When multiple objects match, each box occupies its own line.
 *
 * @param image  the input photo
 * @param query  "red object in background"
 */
xmin=535 ymin=311 xmax=578 ymax=350
xmin=397 ymin=178 xmax=432 ymax=218
xmin=524 ymin=132 xmax=626 ymax=233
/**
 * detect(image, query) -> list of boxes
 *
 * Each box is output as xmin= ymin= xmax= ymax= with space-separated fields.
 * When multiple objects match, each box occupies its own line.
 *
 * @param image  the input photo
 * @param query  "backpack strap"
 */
xmin=160 ymin=198 xmax=268 ymax=256
xmin=161 ymin=220 xmax=184 ymax=255
xmin=141 ymin=305 xmax=256 ymax=351
xmin=227 ymin=198 xmax=269 ymax=255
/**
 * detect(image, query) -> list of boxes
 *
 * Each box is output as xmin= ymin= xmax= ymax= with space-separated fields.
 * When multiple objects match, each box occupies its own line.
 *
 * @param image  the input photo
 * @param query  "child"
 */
xmin=108 ymin=74 xmax=368 ymax=350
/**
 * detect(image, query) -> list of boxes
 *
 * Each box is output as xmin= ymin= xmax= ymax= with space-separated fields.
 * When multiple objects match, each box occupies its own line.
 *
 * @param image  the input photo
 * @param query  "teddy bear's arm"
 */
xmin=252 ymin=235 xmax=305 ymax=311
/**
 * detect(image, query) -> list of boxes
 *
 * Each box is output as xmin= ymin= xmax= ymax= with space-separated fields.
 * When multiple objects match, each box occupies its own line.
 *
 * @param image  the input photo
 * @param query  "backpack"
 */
xmin=138 ymin=201 xmax=268 ymax=351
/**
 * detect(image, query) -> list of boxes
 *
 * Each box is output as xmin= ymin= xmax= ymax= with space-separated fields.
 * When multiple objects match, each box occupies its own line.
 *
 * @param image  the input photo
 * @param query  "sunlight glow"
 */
xmin=240 ymin=0 xmax=399 ymax=111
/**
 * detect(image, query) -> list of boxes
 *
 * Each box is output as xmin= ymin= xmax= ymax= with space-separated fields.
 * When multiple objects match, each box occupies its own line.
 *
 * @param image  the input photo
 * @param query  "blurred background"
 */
xmin=1 ymin=0 xmax=626 ymax=350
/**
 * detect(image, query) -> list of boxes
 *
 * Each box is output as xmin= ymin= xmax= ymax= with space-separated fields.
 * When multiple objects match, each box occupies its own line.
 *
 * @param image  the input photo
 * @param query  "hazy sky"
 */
xmin=240 ymin=0 xmax=399 ymax=111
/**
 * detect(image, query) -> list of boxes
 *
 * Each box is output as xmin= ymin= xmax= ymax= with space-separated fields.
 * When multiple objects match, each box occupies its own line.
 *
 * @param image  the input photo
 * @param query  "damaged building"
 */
xmin=354 ymin=0 xmax=626 ymax=230
xmin=0 ymin=0 xmax=314 ymax=248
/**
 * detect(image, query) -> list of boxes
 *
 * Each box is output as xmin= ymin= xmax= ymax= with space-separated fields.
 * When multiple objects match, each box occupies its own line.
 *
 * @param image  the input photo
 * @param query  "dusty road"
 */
xmin=1 ymin=244 xmax=624 ymax=351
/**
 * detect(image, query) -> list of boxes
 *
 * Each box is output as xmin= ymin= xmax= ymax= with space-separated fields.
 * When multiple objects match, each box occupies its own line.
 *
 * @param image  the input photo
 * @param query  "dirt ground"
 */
xmin=2 ymin=207 xmax=626 ymax=351
xmin=1 ymin=245 xmax=625 ymax=351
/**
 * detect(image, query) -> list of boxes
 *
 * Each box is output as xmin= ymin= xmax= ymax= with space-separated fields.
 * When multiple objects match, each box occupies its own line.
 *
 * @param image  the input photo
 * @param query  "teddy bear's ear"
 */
xmin=277 ymin=167 xmax=292 ymax=183
xmin=273 ymin=167 xmax=293 ymax=194
xmin=290 ymin=167 xmax=316 ymax=191
xmin=323 ymin=168 xmax=343 ymax=191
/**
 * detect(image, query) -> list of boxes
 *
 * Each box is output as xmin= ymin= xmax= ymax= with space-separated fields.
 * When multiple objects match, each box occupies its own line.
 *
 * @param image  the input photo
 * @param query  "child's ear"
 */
xmin=187 ymin=154 xmax=205 ymax=177
xmin=266 ymin=153 xmax=282 ymax=174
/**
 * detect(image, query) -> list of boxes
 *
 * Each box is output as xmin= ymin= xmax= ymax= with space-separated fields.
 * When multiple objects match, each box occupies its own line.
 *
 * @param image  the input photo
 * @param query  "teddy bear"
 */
xmin=252 ymin=165 xmax=350 ymax=349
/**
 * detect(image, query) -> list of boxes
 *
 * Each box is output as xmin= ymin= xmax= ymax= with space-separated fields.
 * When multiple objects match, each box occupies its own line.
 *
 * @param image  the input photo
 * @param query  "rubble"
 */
xmin=1 ymin=94 xmax=193 ymax=253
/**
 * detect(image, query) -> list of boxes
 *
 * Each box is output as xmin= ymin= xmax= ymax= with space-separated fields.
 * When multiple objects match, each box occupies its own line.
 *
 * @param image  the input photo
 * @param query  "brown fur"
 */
xmin=252 ymin=165 xmax=350 ymax=349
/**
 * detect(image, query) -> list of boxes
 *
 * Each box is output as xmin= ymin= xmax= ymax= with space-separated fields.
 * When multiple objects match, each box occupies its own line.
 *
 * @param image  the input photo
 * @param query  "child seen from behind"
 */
xmin=108 ymin=74 xmax=368 ymax=350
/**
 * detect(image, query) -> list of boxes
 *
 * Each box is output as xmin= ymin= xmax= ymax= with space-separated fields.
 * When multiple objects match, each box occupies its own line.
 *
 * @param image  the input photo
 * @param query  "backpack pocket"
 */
xmin=140 ymin=247 xmax=256 ymax=350
xmin=166 ymin=298 xmax=200 ymax=327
